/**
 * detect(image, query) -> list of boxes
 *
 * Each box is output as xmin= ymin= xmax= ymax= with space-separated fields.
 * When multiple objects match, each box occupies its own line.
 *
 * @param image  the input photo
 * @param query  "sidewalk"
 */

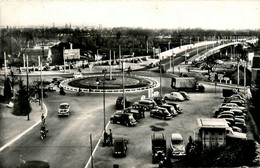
xmin=0 ymin=101 xmax=46 ymax=150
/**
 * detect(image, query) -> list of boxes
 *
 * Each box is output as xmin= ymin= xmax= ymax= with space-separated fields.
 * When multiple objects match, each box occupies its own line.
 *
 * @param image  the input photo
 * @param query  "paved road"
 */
xmin=0 ymin=91 xmax=124 ymax=167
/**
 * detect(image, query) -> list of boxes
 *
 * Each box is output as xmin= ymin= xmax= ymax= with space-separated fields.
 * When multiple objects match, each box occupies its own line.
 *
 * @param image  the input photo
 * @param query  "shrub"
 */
xmin=176 ymin=140 xmax=257 ymax=167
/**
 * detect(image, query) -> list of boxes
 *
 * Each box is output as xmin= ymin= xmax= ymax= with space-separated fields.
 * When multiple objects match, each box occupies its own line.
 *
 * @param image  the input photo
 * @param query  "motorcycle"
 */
xmin=40 ymin=129 xmax=48 ymax=140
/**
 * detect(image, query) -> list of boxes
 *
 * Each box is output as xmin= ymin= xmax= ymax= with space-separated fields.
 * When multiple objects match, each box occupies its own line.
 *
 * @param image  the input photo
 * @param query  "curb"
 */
xmin=60 ymin=74 xmax=159 ymax=93
xmin=84 ymin=121 xmax=111 ymax=168
xmin=0 ymin=103 xmax=48 ymax=152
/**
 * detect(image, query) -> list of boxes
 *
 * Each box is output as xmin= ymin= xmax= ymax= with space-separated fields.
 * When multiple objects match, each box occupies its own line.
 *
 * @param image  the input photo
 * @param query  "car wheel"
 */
xmin=125 ymin=122 xmax=129 ymax=127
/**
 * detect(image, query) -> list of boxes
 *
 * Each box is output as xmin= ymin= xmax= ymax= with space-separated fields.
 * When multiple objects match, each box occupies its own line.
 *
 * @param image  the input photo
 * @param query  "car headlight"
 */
xmin=155 ymin=153 xmax=158 ymax=156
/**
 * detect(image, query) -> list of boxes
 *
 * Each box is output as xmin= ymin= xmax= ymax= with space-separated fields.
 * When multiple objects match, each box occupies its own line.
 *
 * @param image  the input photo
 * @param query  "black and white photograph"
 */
xmin=0 ymin=0 xmax=260 ymax=167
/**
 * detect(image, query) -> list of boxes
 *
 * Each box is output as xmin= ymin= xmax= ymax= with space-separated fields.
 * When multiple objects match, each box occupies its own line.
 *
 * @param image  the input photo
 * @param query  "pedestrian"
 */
xmin=103 ymin=131 xmax=108 ymax=146
xmin=109 ymin=129 xmax=113 ymax=145
xmin=41 ymin=113 xmax=45 ymax=125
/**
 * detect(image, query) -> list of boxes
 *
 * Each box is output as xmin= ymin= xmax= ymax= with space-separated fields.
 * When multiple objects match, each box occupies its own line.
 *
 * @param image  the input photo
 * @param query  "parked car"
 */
xmin=232 ymin=126 xmax=243 ymax=133
xmin=216 ymin=111 xmax=234 ymax=117
xmin=150 ymin=107 xmax=172 ymax=120
xmin=230 ymin=94 xmax=246 ymax=102
xmin=153 ymin=97 xmax=182 ymax=113
xmin=170 ymin=133 xmax=186 ymax=157
xmin=132 ymin=99 xmax=157 ymax=111
xmin=123 ymin=107 xmax=145 ymax=120
xmin=226 ymin=127 xmax=247 ymax=140
xmin=179 ymin=91 xmax=190 ymax=100
xmin=151 ymin=132 xmax=167 ymax=164
xmin=217 ymin=114 xmax=235 ymax=125
xmin=229 ymin=100 xmax=246 ymax=107
xmin=221 ymin=103 xmax=246 ymax=111
xmin=116 ymin=96 xmax=131 ymax=109
xmin=110 ymin=111 xmax=137 ymax=127
xmin=224 ymin=96 xmax=246 ymax=104
xmin=159 ymin=104 xmax=178 ymax=116
xmin=58 ymin=103 xmax=70 ymax=116
xmin=164 ymin=92 xmax=185 ymax=101
xmin=112 ymin=137 xmax=127 ymax=157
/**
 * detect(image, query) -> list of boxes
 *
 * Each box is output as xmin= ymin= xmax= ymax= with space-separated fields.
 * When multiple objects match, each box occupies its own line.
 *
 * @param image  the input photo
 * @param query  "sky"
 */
xmin=1 ymin=0 xmax=260 ymax=30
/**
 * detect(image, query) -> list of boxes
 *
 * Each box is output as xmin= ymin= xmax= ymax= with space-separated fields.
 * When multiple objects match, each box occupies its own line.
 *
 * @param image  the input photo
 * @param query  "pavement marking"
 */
xmin=0 ymin=103 xmax=48 ymax=152
xmin=84 ymin=120 xmax=111 ymax=168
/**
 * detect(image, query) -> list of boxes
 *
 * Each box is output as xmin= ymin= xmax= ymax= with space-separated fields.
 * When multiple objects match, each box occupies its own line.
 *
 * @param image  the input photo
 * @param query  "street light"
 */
xmin=180 ymin=39 xmax=182 ymax=48
xmin=159 ymin=61 xmax=162 ymax=98
xmin=102 ymin=69 xmax=107 ymax=136
xmin=171 ymin=52 xmax=175 ymax=74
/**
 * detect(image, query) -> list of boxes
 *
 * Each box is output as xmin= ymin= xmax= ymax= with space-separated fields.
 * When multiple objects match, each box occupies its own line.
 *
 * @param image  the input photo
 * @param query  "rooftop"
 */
xmin=197 ymin=118 xmax=229 ymax=128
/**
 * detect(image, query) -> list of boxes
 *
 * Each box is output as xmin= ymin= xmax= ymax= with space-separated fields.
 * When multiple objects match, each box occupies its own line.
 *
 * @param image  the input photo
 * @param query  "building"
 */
xmin=197 ymin=118 xmax=228 ymax=150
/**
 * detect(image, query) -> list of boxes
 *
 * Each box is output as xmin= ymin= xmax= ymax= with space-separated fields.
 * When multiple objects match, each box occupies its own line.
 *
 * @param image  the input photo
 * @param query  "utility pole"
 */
xmin=90 ymin=134 xmax=93 ymax=168
xmin=102 ymin=69 xmax=107 ymax=138
xmin=172 ymin=52 xmax=175 ymax=74
xmin=109 ymin=50 xmax=112 ymax=80
xmin=159 ymin=61 xmax=162 ymax=98
xmin=41 ymin=45 xmax=44 ymax=111
xmin=146 ymin=41 xmax=148 ymax=54
xmin=63 ymin=47 xmax=66 ymax=73
xmin=26 ymin=54 xmax=30 ymax=121
xmin=122 ymin=60 xmax=125 ymax=109
xmin=4 ymin=52 xmax=7 ymax=79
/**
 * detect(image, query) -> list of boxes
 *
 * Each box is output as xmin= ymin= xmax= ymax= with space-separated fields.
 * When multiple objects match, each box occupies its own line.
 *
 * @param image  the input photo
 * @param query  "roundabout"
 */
xmin=59 ymin=74 xmax=158 ymax=93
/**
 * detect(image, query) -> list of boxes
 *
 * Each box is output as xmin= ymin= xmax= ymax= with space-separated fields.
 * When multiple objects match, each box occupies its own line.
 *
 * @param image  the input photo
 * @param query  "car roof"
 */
xmin=60 ymin=103 xmax=69 ymax=106
xmin=114 ymin=137 xmax=125 ymax=142
xmin=171 ymin=133 xmax=183 ymax=140
xmin=152 ymin=132 xmax=165 ymax=140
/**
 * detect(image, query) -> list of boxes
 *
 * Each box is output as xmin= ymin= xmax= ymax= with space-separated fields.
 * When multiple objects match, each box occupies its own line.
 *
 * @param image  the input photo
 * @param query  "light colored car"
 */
xmin=226 ymin=127 xmax=247 ymax=140
xmin=164 ymin=92 xmax=185 ymax=101
xmin=58 ymin=103 xmax=70 ymax=116
xmin=170 ymin=133 xmax=186 ymax=157
xmin=221 ymin=103 xmax=246 ymax=111
xmin=179 ymin=91 xmax=190 ymax=100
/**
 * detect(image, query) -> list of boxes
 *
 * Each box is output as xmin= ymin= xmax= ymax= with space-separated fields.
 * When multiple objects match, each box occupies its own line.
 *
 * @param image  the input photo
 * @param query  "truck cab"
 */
xmin=151 ymin=132 xmax=167 ymax=163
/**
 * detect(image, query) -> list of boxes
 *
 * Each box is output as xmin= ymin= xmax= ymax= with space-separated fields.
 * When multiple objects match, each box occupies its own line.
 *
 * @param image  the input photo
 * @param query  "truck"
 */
xmin=171 ymin=77 xmax=205 ymax=92
xmin=151 ymin=132 xmax=167 ymax=163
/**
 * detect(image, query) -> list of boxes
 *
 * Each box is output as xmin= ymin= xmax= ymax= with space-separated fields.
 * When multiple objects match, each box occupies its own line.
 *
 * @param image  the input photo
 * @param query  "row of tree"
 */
xmin=1 ymin=27 xmax=260 ymax=68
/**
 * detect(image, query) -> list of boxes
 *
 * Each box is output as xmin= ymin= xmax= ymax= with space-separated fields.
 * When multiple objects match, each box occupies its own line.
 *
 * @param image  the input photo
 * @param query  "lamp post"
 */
xmin=122 ymin=60 xmax=125 ymax=109
xmin=180 ymin=39 xmax=182 ymax=48
xmin=172 ymin=52 xmax=175 ymax=74
xmin=159 ymin=61 xmax=162 ymax=98
xmin=102 ymin=69 xmax=107 ymax=135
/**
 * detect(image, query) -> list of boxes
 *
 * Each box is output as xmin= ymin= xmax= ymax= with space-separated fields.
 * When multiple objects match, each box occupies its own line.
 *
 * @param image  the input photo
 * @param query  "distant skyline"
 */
xmin=1 ymin=0 xmax=260 ymax=30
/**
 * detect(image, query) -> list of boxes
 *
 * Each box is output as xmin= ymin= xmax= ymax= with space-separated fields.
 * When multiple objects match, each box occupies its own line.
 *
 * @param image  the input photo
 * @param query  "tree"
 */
xmin=13 ymin=78 xmax=31 ymax=120
xmin=4 ymin=77 xmax=12 ymax=103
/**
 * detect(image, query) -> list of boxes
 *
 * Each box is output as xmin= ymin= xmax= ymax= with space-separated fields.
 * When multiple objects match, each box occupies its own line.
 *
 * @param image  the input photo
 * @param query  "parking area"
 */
xmin=92 ymin=91 xmax=254 ymax=168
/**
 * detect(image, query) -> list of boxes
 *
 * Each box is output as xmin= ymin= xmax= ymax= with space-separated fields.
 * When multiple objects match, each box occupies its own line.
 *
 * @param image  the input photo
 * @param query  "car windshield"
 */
xmin=171 ymin=140 xmax=183 ymax=145
xmin=60 ymin=105 xmax=69 ymax=109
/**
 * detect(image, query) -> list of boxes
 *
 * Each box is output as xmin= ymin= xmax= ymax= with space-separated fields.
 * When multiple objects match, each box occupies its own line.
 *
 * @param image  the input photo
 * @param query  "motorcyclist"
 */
xmin=40 ymin=124 xmax=47 ymax=136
